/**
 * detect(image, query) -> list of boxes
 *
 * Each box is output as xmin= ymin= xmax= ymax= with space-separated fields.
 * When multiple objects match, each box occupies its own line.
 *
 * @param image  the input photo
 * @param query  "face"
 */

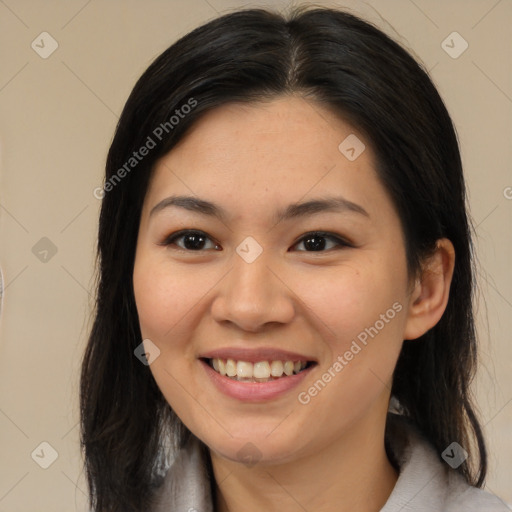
xmin=133 ymin=95 xmax=414 ymax=466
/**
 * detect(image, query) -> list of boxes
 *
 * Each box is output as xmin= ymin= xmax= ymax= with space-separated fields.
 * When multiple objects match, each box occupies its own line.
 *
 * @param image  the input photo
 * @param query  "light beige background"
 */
xmin=0 ymin=0 xmax=510 ymax=510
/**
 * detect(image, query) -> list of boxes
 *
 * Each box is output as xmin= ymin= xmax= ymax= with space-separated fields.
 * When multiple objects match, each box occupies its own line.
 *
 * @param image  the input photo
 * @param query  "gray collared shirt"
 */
xmin=150 ymin=413 xmax=510 ymax=511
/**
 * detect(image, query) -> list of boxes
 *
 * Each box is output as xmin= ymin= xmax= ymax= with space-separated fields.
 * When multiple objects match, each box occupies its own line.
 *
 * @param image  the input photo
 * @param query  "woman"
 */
xmin=80 ymin=6 xmax=509 ymax=511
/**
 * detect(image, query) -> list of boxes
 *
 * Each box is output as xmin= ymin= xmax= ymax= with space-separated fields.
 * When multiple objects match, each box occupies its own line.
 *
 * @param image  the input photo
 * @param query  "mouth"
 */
xmin=199 ymin=348 xmax=318 ymax=401
xmin=201 ymin=357 xmax=316 ymax=383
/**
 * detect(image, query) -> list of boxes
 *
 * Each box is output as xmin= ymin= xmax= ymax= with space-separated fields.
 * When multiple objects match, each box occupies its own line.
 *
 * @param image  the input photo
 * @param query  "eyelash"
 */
xmin=160 ymin=230 xmax=353 ymax=253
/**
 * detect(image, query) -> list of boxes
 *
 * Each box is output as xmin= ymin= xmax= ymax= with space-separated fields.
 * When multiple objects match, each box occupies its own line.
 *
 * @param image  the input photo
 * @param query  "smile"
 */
xmin=206 ymin=358 xmax=312 ymax=382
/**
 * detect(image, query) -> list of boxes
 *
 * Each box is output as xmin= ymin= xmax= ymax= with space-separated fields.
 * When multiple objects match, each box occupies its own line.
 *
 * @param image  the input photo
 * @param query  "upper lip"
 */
xmin=199 ymin=347 xmax=317 ymax=363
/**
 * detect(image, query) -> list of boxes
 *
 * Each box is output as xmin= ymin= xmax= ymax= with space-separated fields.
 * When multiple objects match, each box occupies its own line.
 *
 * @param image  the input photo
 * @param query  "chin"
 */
xmin=196 ymin=424 xmax=307 ymax=467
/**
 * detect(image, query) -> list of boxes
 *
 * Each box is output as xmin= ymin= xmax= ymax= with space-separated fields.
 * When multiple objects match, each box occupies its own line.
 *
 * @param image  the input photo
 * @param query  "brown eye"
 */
xmin=292 ymin=232 xmax=351 ymax=252
xmin=162 ymin=230 xmax=220 ymax=251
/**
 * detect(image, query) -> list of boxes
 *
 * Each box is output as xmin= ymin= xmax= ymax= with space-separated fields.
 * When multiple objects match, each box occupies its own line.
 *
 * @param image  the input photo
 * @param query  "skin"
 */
xmin=133 ymin=95 xmax=455 ymax=512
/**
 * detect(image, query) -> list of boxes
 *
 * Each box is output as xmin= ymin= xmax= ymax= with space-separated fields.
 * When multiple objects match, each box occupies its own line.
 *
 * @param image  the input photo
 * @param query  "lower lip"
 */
xmin=200 ymin=359 xmax=314 ymax=402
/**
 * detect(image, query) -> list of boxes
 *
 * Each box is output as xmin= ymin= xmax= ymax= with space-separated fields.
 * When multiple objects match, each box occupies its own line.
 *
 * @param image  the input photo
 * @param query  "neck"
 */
xmin=210 ymin=411 xmax=398 ymax=512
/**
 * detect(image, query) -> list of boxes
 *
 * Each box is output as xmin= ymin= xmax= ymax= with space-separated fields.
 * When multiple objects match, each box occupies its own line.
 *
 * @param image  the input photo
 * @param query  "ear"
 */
xmin=403 ymin=238 xmax=456 ymax=340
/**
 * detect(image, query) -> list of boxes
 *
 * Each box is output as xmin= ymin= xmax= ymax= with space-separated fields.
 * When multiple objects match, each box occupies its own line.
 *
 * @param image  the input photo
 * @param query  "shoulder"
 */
xmin=381 ymin=413 xmax=511 ymax=512
xmin=445 ymin=481 xmax=511 ymax=512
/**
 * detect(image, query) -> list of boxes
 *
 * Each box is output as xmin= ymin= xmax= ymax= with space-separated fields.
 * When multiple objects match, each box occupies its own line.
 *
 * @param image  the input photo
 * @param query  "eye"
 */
xmin=161 ymin=230 xmax=220 ymax=251
xmin=161 ymin=230 xmax=351 ymax=253
xmin=292 ymin=232 xmax=351 ymax=252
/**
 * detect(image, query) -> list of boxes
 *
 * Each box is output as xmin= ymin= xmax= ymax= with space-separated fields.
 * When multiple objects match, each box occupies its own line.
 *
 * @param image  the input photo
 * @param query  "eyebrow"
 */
xmin=149 ymin=194 xmax=369 ymax=223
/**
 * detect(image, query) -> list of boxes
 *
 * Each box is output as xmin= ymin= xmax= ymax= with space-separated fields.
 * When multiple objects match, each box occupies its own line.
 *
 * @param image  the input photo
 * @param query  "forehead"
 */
xmin=142 ymin=95 xmax=392 ymax=226
xmin=163 ymin=95 xmax=369 ymax=167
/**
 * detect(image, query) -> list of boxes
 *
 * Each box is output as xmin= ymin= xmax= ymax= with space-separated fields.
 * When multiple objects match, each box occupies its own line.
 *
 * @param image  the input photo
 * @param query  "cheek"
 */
xmin=132 ymin=253 xmax=227 ymax=360
xmin=297 ymin=259 xmax=408 ymax=411
xmin=298 ymin=259 xmax=407 ymax=348
xmin=133 ymin=255 xmax=196 ymax=338
xmin=133 ymin=261 xmax=172 ymax=338
xmin=293 ymin=264 xmax=406 ymax=418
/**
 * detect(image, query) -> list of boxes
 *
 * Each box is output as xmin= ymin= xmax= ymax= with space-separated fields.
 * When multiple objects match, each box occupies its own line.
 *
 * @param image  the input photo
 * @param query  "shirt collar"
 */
xmin=150 ymin=412 xmax=483 ymax=511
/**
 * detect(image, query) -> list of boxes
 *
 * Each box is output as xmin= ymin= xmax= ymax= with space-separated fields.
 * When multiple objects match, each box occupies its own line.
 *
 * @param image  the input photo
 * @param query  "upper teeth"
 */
xmin=211 ymin=358 xmax=307 ymax=380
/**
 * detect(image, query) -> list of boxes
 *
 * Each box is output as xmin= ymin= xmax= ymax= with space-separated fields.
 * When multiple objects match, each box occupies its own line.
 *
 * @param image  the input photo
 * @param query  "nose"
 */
xmin=211 ymin=251 xmax=295 ymax=332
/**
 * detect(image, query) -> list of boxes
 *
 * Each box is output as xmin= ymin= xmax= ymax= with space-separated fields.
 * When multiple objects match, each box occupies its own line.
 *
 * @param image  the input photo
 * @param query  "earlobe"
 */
xmin=403 ymin=238 xmax=456 ymax=340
